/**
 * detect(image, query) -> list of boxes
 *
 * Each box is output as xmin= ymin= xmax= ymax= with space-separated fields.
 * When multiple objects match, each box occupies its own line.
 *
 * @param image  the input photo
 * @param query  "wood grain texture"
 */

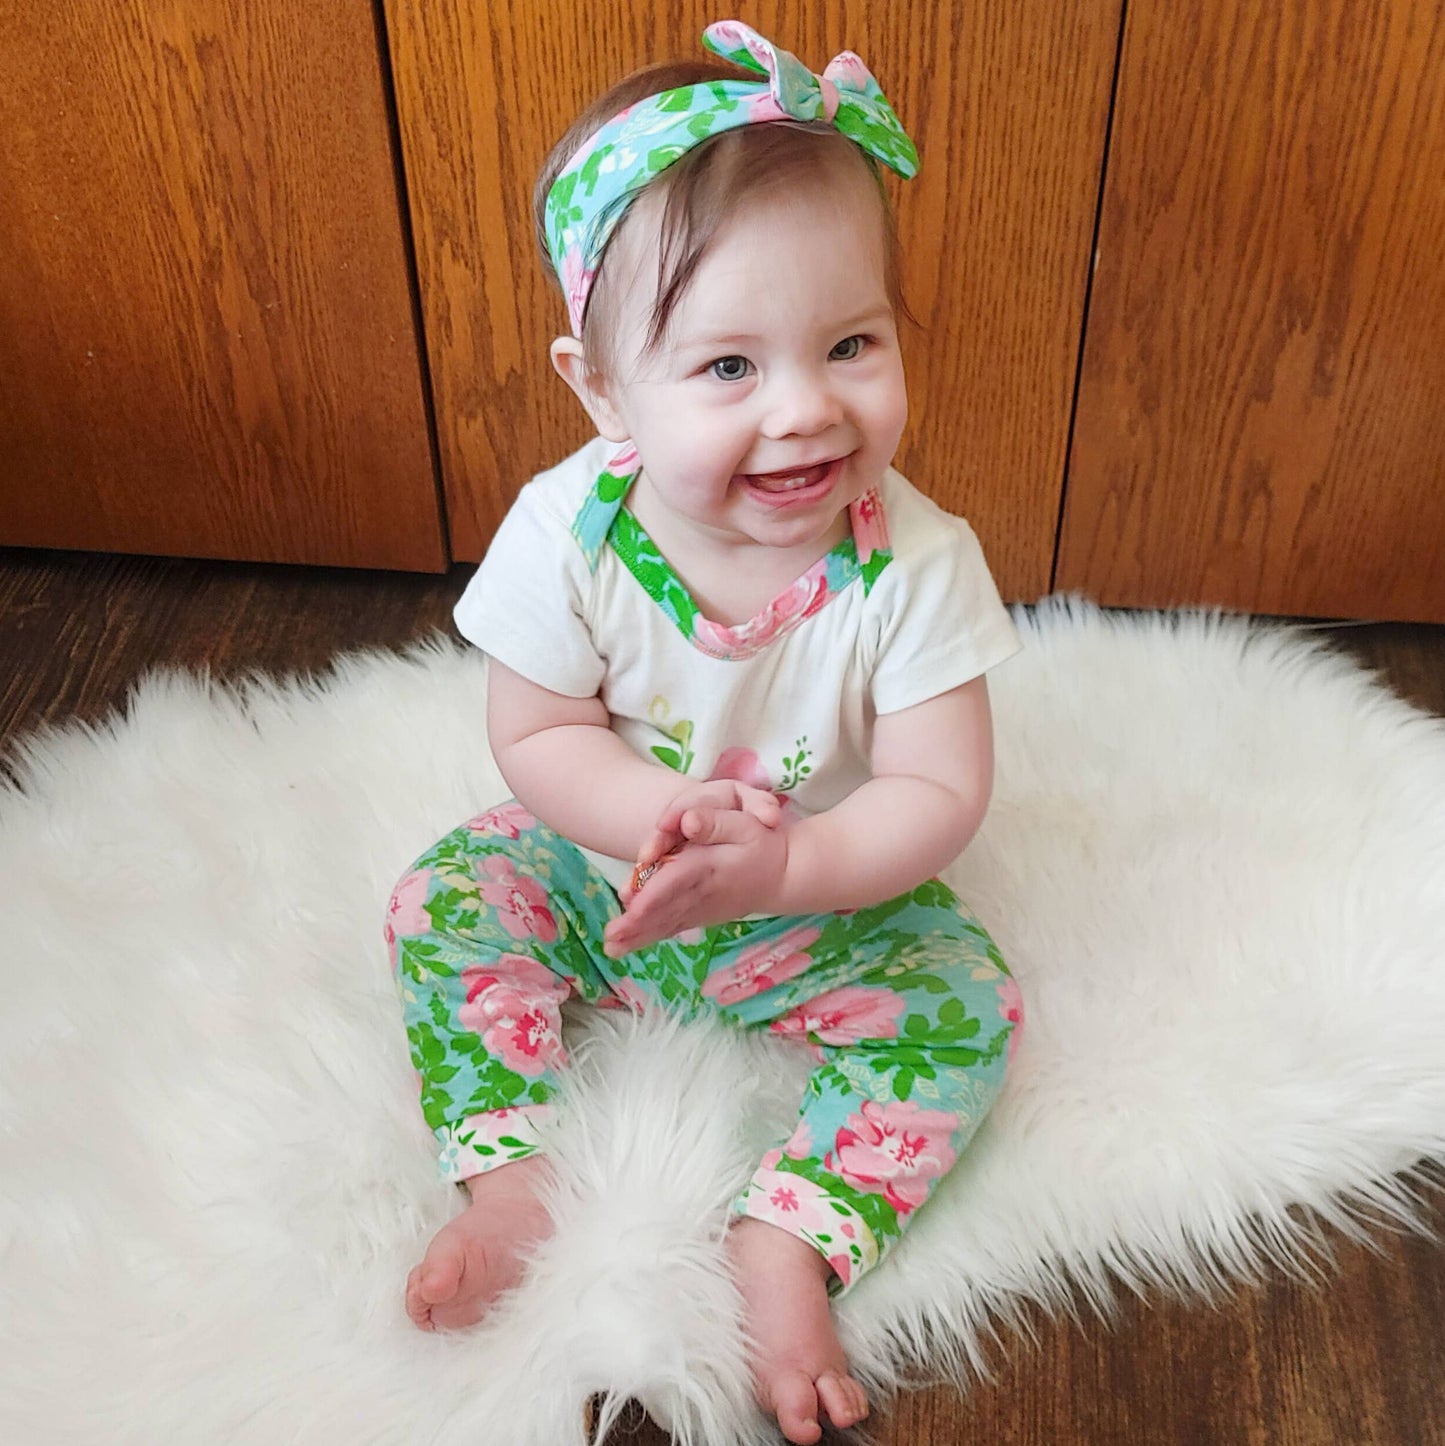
xmin=383 ymin=0 xmax=1122 ymax=599
xmin=0 ymin=1 xmax=445 ymax=571
xmin=1059 ymin=0 xmax=1445 ymax=622
xmin=1 ymin=550 xmax=1441 ymax=1443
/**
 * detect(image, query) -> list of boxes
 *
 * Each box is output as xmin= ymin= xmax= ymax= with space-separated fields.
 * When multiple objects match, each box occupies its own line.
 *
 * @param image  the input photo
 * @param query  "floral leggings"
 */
xmin=386 ymin=800 xmax=1022 ymax=1293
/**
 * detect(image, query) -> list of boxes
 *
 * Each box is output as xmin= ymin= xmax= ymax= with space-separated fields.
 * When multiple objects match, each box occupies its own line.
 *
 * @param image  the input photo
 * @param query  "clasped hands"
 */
xmin=602 ymin=780 xmax=788 ymax=957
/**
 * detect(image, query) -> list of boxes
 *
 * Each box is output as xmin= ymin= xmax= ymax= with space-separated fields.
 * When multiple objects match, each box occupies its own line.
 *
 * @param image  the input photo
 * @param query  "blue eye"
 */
xmin=709 ymin=355 xmax=752 ymax=381
xmin=830 ymin=336 xmax=866 ymax=361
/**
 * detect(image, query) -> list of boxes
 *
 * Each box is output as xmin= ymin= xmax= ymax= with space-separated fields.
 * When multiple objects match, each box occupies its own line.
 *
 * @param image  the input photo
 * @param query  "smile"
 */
xmin=738 ymin=456 xmax=846 ymax=505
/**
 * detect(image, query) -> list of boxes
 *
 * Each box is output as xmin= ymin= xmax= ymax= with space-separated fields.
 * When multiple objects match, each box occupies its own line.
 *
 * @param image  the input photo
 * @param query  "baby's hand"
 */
xmin=606 ymin=808 xmax=789 ymax=955
xmin=633 ymin=780 xmax=782 ymax=875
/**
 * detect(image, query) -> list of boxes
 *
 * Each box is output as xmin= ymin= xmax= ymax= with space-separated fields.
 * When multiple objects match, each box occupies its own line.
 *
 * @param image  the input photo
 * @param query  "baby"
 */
xmin=385 ymin=21 xmax=1023 ymax=1443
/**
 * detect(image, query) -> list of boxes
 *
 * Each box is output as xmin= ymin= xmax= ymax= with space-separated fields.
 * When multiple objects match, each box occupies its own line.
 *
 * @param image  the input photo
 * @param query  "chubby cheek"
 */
xmin=874 ymin=362 xmax=909 ymax=452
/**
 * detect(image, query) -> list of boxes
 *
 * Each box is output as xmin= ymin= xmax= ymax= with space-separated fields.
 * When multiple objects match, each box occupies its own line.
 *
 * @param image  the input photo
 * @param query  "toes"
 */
xmin=406 ymin=1234 xmax=473 ymax=1331
xmin=426 ymin=1296 xmax=486 ymax=1332
xmin=767 ymin=1368 xmax=823 ymax=1445
xmin=417 ymin=1235 xmax=467 ymax=1306
xmin=403 ymin=1266 xmax=436 ymax=1331
xmin=816 ymin=1371 xmax=868 ymax=1429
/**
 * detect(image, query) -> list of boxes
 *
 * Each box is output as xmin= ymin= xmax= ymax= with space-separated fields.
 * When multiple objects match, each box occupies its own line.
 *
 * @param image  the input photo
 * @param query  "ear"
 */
xmin=549 ymin=337 xmax=629 ymax=443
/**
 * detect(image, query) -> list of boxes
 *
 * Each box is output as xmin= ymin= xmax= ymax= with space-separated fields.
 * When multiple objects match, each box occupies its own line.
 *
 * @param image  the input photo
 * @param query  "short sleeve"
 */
xmin=868 ymin=501 xmax=1021 ymax=715
xmin=452 ymin=484 xmax=605 ymax=698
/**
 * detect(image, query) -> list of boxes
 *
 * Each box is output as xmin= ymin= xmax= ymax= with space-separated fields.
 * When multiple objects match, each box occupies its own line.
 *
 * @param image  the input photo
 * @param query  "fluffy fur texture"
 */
xmin=1 ymin=598 xmax=1442 ymax=1445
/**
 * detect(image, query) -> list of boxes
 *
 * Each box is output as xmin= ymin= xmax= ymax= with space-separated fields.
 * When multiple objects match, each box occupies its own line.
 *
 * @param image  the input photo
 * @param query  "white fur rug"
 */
xmin=2 ymin=598 xmax=1443 ymax=1446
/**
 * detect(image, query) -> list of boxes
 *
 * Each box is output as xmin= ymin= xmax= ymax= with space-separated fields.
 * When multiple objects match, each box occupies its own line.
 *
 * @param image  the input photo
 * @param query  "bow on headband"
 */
xmin=545 ymin=20 xmax=919 ymax=336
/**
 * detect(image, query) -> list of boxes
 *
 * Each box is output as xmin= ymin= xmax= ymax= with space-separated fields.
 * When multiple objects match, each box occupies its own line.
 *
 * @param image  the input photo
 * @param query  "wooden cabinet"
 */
xmin=2 ymin=2 xmax=1442 ymax=619
xmin=1059 ymin=0 xmax=1445 ymax=622
xmin=0 ymin=1 xmax=445 ymax=571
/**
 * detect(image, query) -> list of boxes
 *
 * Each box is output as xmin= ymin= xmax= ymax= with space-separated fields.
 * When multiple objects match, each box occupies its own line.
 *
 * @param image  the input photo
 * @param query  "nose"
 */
xmin=760 ymin=366 xmax=843 ymax=440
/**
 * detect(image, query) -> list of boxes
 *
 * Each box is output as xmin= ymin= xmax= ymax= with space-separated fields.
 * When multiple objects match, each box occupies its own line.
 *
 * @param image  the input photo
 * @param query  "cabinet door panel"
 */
xmin=1060 ymin=0 xmax=1445 ymax=621
xmin=385 ymin=0 xmax=1121 ymax=600
xmin=0 ymin=2 xmax=445 ymax=570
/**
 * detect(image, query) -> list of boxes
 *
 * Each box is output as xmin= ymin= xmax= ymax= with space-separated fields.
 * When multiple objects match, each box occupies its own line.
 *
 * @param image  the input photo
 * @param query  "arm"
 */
xmin=775 ymin=675 xmax=995 ymax=915
xmin=486 ymin=657 xmax=685 ymax=862
xmin=605 ymin=676 xmax=995 ymax=951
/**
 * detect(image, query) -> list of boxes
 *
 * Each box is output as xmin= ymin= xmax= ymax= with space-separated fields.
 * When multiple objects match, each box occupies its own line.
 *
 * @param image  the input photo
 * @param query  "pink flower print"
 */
xmin=708 ymin=750 xmax=798 ymax=825
xmin=746 ymin=1165 xmax=845 ymax=1239
xmin=770 ymin=986 xmax=906 ymax=1046
xmin=997 ymin=976 xmax=1024 ymax=1063
xmin=711 ymin=747 xmax=772 ymax=791
xmin=769 ymin=1183 xmax=800 ymax=1213
xmin=849 ymin=487 xmax=890 ymax=563
xmin=477 ymin=855 xmax=558 ymax=942
xmin=486 ymin=1004 xmax=566 ymax=1077
xmin=385 ymin=869 xmax=432 ymax=955
xmin=559 ymin=248 xmax=596 ymax=332
xmin=458 ymin=953 xmax=567 ymax=1017
xmin=747 ymin=91 xmax=790 ymax=123
xmin=464 ymin=802 xmax=535 ymax=839
xmin=607 ymin=975 xmax=652 ymax=1014
xmin=691 ymin=567 xmax=829 ymax=659
xmin=457 ymin=954 xmax=569 ymax=1077
xmin=701 ymin=924 xmax=821 ymax=1006
xmin=826 ymin=1099 xmax=960 ymax=1216
xmin=608 ymin=441 xmax=639 ymax=473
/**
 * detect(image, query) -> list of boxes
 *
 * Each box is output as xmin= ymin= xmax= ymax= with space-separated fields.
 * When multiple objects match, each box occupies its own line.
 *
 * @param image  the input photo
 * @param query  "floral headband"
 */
xmin=544 ymin=19 xmax=920 ymax=336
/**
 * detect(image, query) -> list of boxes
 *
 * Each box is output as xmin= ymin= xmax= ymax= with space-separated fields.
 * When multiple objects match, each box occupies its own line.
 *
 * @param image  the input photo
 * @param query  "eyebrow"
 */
xmin=683 ymin=307 xmax=894 ymax=350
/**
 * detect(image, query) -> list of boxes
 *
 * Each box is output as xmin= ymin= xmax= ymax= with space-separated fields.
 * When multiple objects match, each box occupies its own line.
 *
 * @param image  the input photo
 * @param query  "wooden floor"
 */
xmin=3 ymin=545 xmax=1442 ymax=1446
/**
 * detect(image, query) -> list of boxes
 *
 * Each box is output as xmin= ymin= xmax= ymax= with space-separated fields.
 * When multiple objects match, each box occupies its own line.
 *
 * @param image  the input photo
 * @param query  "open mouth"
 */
xmin=739 ymin=456 xmax=845 ymax=503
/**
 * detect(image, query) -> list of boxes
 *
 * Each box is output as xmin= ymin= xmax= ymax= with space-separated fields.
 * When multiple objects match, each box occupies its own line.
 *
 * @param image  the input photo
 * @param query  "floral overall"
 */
xmin=387 ymin=800 xmax=1021 ymax=1292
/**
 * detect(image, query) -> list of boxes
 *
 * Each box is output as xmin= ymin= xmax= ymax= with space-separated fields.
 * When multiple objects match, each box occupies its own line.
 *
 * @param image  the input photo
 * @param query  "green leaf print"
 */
xmin=938 ymin=998 xmax=969 ymax=1027
xmin=412 ymin=1022 xmax=446 ymax=1068
xmin=549 ymin=172 xmax=577 ymax=213
xmin=910 ymin=880 xmax=956 ymax=910
xmin=578 ymin=142 xmax=613 ymax=194
xmin=892 ymin=1069 xmax=916 ymax=1102
xmin=778 ymin=737 xmax=813 ymax=791
xmin=419 ymin=1086 xmax=454 ymax=1132
xmin=892 ymin=969 xmax=954 ymax=995
xmin=647 ymin=143 xmax=689 ymax=171
xmin=655 ymin=88 xmax=693 ymax=112
xmin=610 ymin=509 xmax=701 ymax=639
xmin=861 ymin=548 xmax=892 ymax=593
xmin=596 ymin=468 xmax=631 ymax=502
xmin=771 ymin=1156 xmax=900 ymax=1244
xmin=932 ymin=1046 xmax=983 ymax=1068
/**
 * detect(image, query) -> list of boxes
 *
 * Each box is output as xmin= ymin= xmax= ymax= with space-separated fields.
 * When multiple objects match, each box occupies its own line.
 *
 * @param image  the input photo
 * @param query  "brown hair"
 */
xmin=534 ymin=60 xmax=911 ymax=376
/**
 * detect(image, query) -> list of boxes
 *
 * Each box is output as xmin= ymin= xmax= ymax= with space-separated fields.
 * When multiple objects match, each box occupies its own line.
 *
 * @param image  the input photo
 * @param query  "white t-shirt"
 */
xmin=454 ymin=436 xmax=1021 ymax=889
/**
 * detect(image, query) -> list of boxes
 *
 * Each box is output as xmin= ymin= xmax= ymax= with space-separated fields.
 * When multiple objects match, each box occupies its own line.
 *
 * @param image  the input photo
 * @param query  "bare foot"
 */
xmin=727 ymin=1217 xmax=869 ymax=1445
xmin=405 ymin=1157 xmax=553 ymax=1331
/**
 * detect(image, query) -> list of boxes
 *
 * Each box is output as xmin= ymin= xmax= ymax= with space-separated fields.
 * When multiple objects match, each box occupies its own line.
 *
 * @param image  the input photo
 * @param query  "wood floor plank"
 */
xmin=1 ymin=548 xmax=1441 ymax=1445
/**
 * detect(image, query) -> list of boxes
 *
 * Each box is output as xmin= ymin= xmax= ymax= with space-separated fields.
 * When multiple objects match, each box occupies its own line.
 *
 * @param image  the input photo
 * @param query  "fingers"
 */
xmin=634 ymin=826 xmax=682 ymax=871
xmin=654 ymin=781 xmax=781 ymax=840
xmin=676 ymin=808 xmax=763 ymax=847
xmin=606 ymin=866 xmax=698 ymax=955
xmin=739 ymin=789 xmax=782 ymax=827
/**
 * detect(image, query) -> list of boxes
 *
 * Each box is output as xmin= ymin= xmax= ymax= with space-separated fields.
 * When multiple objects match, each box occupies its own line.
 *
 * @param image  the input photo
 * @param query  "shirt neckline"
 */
xmin=570 ymin=444 xmax=893 ymax=661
